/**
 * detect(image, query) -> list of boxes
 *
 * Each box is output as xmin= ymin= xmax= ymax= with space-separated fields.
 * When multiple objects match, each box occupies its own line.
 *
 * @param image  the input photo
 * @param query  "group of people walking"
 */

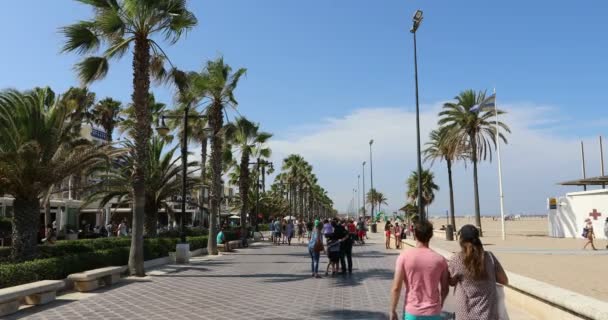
xmin=390 ymin=221 xmax=509 ymax=320
xmin=307 ymin=217 xmax=366 ymax=278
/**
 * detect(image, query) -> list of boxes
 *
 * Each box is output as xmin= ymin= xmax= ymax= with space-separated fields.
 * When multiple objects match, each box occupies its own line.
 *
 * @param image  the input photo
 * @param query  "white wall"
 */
xmin=550 ymin=189 xmax=608 ymax=239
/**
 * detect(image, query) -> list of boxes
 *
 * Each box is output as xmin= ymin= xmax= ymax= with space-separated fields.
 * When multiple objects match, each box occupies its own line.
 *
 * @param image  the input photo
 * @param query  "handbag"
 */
xmin=489 ymin=252 xmax=509 ymax=320
xmin=313 ymin=234 xmax=324 ymax=253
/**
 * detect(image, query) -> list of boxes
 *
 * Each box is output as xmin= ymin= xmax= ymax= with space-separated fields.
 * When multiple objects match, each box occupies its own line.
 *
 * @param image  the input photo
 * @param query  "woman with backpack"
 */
xmin=308 ymin=223 xmax=325 ymax=278
xmin=449 ymin=224 xmax=509 ymax=320
xmin=583 ymin=218 xmax=597 ymax=250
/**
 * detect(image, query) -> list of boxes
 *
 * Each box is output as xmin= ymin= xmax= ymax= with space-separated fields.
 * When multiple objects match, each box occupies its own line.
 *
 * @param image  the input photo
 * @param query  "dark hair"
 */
xmin=414 ymin=221 xmax=433 ymax=243
xmin=458 ymin=225 xmax=487 ymax=280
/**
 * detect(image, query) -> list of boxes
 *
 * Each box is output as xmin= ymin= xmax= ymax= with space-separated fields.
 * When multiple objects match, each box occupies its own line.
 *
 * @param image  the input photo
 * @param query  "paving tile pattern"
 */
xmin=8 ymin=236 xmax=409 ymax=320
xmin=8 ymin=234 xmax=533 ymax=320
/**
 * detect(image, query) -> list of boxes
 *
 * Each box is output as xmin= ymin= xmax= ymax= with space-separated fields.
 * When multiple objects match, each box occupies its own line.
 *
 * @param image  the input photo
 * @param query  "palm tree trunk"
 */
xmin=104 ymin=124 xmax=113 ymax=143
xmin=43 ymin=186 xmax=54 ymax=238
xmin=11 ymin=196 xmax=40 ymax=261
xmin=470 ymin=133 xmax=483 ymax=236
xmin=446 ymin=159 xmax=456 ymax=231
xmin=200 ymin=137 xmax=208 ymax=224
xmin=129 ymin=35 xmax=151 ymax=276
xmin=144 ymin=197 xmax=157 ymax=237
xmin=207 ymin=102 xmax=223 ymax=255
xmin=239 ymin=152 xmax=250 ymax=239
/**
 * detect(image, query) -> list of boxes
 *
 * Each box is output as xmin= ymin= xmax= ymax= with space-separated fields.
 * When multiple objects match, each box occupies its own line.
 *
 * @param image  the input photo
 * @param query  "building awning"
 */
xmin=559 ymin=175 xmax=608 ymax=186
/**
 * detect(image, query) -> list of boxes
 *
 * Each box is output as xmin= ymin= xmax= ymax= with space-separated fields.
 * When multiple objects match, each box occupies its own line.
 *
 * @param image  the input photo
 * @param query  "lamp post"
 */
xmin=157 ymin=107 xmax=209 ymax=262
xmin=362 ymin=161 xmax=366 ymax=218
xmin=369 ymin=139 xmax=374 ymax=219
xmin=357 ymin=174 xmax=360 ymax=216
xmin=411 ymin=9 xmax=425 ymax=222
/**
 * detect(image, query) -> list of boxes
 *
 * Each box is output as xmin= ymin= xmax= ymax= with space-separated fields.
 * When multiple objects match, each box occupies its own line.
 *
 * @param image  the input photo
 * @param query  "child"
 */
xmin=325 ymin=235 xmax=342 ymax=276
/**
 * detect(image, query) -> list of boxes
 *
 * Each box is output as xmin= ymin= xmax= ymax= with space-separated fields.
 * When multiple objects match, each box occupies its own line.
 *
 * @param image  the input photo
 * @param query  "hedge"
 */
xmin=0 ymin=235 xmax=208 ymax=289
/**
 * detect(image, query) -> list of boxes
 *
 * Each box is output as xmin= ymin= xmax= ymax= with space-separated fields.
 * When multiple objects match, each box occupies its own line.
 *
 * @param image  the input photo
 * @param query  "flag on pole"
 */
xmin=480 ymin=93 xmax=496 ymax=108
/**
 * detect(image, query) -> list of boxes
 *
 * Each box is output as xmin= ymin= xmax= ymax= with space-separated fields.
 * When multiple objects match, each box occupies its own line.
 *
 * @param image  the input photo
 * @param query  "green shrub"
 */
xmin=0 ymin=236 xmax=208 ymax=289
xmin=0 ymin=247 xmax=129 ymax=289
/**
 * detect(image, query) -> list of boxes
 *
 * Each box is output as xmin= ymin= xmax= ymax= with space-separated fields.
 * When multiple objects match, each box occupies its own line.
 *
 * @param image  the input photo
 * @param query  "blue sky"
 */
xmin=1 ymin=1 xmax=608 ymax=215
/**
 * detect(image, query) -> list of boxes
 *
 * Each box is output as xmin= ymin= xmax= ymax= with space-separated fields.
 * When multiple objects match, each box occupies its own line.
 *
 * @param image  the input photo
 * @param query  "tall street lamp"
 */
xmin=157 ymin=108 xmax=209 ymax=263
xmin=411 ymin=9 xmax=425 ymax=222
xmin=357 ymin=174 xmax=360 ymax=216
xmin=362 ymin=161 xmax=366 ymax=218
xmin=369 ymin=139 xmax=374 ymax=219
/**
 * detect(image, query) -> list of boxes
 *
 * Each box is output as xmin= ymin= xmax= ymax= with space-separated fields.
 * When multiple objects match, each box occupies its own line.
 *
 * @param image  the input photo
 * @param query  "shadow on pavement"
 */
xmin=314 ymin=309 xmax=388 ymax=320
xmin=328 ymin=268 xmax=394 ymax=288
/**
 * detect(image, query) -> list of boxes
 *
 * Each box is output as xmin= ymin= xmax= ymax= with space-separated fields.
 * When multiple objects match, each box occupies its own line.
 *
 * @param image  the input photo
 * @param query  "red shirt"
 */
xmin=347 ymin=222 xmax=356 ymax=234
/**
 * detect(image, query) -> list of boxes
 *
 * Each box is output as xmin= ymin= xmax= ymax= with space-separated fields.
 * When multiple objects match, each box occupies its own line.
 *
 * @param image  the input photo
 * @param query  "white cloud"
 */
xmin=267 ymin=102 xmax=604 ymax=216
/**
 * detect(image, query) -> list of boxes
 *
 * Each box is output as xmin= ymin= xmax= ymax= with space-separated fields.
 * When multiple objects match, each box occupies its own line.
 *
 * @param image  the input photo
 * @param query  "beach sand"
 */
xmin=386 ymin=217 xmax=608 ymax=301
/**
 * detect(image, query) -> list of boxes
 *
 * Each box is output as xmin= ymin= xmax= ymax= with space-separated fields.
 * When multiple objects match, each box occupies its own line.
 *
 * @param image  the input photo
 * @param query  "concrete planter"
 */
xmin=175 ymin=243 xmax=190 ymax=264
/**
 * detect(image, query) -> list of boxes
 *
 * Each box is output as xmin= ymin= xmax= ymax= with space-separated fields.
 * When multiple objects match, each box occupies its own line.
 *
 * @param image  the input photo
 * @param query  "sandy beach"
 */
xmin=384 ymin=217 xmax=608 ymax=301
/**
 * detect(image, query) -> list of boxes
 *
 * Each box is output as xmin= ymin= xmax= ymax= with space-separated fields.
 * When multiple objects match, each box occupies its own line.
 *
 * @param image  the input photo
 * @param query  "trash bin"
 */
xmin=371 ymin=223 xmax=377 ymax=233
xmin=446 ymin=224 xmax=454 ymax=241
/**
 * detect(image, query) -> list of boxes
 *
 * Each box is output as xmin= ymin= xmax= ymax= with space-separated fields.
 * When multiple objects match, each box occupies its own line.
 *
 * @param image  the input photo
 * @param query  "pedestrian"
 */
xmin=324 ymin=231 xmax=342 ymax=276
xmin=306 ymin=220 xmax=314 ymax=240
xmin=356 ymin=217 xmax=365 ymax=244
xmin=322 ymin=219 xmax=333 ymax=242
xmin=583 ymin=218 xmax=597 ymax=250
xmin=604 ymin=217 xmax=608 ymax=249
xmin=336 ymin=219 xmax=353 ymax=274
xmin=449 ymin=224 xmax=509 ymax=320
xmin=347 ymin=218 xmax=357 ymax=243
xmin=394 ymin=222 xmax=402 ymax=249
xmin=389 ymin=220 xmax=449 ymax=320
xmin=269 ymin=218 xmax=275 ymax=243
xmin=297 ymin=220 xmax=305 ymax=244
xmin=273 ymin=218 xmax=282 ymax=245
xmin=43 ymin=224 xmax=56 ymax=244
xmin=106 ymin=222 xmax=113 ymax=237
xmin=385 ymin=220 xmax=393 ymax=249
xmin=117 ymin=219 xmax=128 ymax=237
xmin=286 ymin=219 xmax=294 ymax=245
xmin=308 ymin=222 xmax=324 ymax=278
xmin=217 ymin=227 xmax=229 ymax=252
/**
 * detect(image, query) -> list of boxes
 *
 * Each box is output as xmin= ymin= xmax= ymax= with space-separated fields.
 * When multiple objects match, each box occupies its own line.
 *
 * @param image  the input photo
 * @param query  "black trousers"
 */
xmin=340 ymin=242 xmax=353 ymax=273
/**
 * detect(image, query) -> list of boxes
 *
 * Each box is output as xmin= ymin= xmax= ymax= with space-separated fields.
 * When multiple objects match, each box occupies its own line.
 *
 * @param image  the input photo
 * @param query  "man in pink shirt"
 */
xmin=389 ymin=221 xmax=449 ymax=320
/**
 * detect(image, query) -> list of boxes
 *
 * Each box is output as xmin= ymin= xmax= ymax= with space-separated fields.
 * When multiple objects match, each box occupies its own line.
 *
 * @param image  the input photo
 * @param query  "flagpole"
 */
xmin=494 ymin=88 xmax=506 ymax=240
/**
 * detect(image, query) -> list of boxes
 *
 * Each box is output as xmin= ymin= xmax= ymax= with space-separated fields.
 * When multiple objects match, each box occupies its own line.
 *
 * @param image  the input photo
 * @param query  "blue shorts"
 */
xmin=404 ymin=314 xmax=442 ymax=320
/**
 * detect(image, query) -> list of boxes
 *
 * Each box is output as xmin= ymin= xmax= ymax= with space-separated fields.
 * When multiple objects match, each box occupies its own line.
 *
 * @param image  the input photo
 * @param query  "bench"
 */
xmin=0 ymin=280 xmax=64 ymax=316
xmin=68 ymin=266 xmax=127 ymax=292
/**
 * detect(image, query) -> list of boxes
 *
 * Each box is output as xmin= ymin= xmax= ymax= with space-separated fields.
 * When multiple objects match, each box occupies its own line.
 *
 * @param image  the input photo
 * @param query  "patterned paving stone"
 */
xmin=5 ymin=233 xmax=534 ymax=320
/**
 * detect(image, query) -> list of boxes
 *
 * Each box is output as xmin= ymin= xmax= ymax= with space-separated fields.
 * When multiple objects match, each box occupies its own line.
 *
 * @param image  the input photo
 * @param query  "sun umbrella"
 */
xmin=229 ymin=215 xmax=241 ymax=219
xmin=283 ymin=216 xmax=296 ymax=220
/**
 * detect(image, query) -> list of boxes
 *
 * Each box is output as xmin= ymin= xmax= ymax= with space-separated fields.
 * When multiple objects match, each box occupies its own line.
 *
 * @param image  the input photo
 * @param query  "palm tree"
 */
xmin=118 ymin=93 xmax=167 ymax=139
xmin=91 ymin=98 xmax=122 ymax=143
xmin=423 ymin=126 xmax=467 ymax=231
xmin=60 ymin=86 xmax=96 ymax=134
xmin=438 ymin=89 xmax=510 ymax=235
xmin=0 ymin=88 xmax=111 ymax=261
xmin=189 ymin=58 xmax=246 ymax=255
xmin=62 ymin=0 xmax=197 ymax=276
xmin=406 ymin=169 xmax=439 ymax=217
xmin=224 ymin=117 xmax=272 ymax=235
xmin=376 ymin=191 xmax=388 ymax=213
xmin=86 ymin=136 xmax=198 ymax=237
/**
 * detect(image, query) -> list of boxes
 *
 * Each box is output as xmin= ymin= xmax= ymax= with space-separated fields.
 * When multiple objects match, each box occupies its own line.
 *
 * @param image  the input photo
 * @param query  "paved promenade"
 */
xmin=9 ymin=232 xmax=535 ymax=320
